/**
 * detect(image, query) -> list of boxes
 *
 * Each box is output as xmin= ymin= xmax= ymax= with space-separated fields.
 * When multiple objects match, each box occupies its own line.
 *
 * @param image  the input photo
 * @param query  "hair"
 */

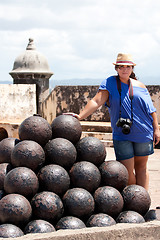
xmin=115 ymin=65 xmax=137 ymax=80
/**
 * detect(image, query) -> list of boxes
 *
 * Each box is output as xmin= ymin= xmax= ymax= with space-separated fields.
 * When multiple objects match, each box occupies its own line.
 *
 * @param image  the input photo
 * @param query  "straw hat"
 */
xmin=113 ymin=53 xmax=136 ymax=66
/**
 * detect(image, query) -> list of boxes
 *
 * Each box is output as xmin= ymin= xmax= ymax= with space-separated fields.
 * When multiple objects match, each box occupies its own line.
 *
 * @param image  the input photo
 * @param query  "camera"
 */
xmin=116 ymin=117 xmax=132 ymax=134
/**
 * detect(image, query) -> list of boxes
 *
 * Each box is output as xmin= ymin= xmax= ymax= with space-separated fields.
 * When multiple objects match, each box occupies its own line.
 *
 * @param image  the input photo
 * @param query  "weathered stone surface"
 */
xmin=0 ymin=84 xmax=36 ymax=122
xmin=41 ymin=85 xmax=160 ymax=124
xmin=1 ymin=221 xmax=160 ymax=240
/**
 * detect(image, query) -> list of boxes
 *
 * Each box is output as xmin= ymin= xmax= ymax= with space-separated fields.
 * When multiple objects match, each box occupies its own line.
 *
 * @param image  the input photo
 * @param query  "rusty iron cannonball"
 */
xmin=144 ymin=209 xmax=160 ymax=222
xmin=116 ymin=210 xmax=145 ymax=223
xmin=0 ymin=163 xmax=12 ymax=189
xmin=55 ymin=216 xmax=86 ymax=230
xmin=121 ymin=185 xmax=151 ymax=216
xmin=62 ymin=188 xmax=95 ymax=220
xmin=76 ymin=137 xmax=106 ymax=166
xmin=51 ymin=115 xmax=82 ymax=144
xmin=94 ymin=186 xmax=124 ymax=218
xmin=0 ymin=224 xmax=24 ymax=238
xmin=0 ymin=138 xmax=20 ymax=163
xmin=0 ymin=128 xmax=8 ymax=142
xmin=69 ymin=161 xmax=101 ymax=193
xmin=99 ymin=160 xmax=129 ymax=192
xmin=0 ymin=194 xmax=32 ymax=226
xmin=18 ymin=115 xmax=52 ymax=147
xmin=0 ymin=190 xmax=5 ymax=200
xmin=44 ymin=138 xmax=77 ymax=169
xmin=86 ymin=213 xmax=116 ymax=227
xmin=24 ymin=220 xmax=56 ymax=234
xmin=37 ymin=164 xmax=70 ymax=196
xmin=31 ymin=191 xmax=64 ymax=223
xmin=11 ymin=140 xmax=45 ymax=171
xmin=4 ymin=167 xmax=39 ymax=199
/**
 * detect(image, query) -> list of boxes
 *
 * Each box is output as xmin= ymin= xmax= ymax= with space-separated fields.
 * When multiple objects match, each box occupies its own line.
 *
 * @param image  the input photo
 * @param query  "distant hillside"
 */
xmin=142 ymin=76 xmax=160 ymax=85
xmin=49 ymin=76 xmax=160 ymax=90
xmin=0 ymin=81 xmax=12 ymax=84
xmin=49 ymin=78 xmax=101 ymax=89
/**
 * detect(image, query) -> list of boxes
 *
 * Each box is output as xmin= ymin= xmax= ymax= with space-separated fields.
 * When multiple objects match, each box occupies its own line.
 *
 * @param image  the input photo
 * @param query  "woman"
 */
xmin=64 ymin=53 xmax=160 ymax=190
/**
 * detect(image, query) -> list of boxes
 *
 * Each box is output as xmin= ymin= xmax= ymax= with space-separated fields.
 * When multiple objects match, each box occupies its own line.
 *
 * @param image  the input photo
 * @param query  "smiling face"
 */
xmin=116 ymin=65 xmax=133 ymax=82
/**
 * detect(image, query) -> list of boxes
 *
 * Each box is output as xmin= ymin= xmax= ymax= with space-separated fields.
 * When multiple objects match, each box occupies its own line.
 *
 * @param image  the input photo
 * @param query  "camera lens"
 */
xmin=122 ymin=124 xmax=130 ymax=134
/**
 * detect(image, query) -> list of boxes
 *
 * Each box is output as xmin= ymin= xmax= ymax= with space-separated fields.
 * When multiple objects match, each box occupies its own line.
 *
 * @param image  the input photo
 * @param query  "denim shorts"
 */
xmin=113 ymin=140 xmax=154 ymax=161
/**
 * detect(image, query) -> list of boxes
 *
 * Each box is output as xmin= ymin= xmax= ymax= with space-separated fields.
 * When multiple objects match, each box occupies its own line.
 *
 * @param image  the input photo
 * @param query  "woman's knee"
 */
xmin=134 ymin=156 xmax=148 ymax=170
xmin=119 ymin=158 xmax=135 ymax=173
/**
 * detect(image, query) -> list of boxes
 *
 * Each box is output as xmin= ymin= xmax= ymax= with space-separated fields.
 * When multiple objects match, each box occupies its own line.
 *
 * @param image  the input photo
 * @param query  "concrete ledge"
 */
xmin=1 ymin=221 xmax=160 ymax=240
xmin=0 ymin=122 xmax=20 ymax=138
xmin=80 ymin=121 xmax=112 ymax=133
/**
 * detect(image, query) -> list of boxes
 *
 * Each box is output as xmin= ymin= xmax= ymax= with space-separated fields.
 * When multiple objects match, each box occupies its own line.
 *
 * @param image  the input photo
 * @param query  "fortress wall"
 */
xmin=0 ymin=84 xmax=36 ymax=122
xmin=0 ymin=84 xmax=159 ymax=139
xmin=0 ymin=84 xmax=36 ymax=139
xmin=41 ymin=85 xmax=160 ymax=124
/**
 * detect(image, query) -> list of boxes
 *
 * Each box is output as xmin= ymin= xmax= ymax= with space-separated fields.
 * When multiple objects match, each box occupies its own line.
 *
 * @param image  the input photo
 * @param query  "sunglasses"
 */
xmin=118 ymin=65 xmax=133 ymax=70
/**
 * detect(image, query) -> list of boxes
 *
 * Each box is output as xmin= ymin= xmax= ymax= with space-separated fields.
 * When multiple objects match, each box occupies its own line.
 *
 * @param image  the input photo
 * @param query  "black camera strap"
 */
xmin=116 ymin=76 xmax=133 ymax=122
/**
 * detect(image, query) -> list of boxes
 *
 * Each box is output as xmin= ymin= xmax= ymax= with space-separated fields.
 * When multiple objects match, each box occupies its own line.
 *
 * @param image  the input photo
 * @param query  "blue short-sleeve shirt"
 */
xmin=99 ymin=76 xmax=156 ymax=142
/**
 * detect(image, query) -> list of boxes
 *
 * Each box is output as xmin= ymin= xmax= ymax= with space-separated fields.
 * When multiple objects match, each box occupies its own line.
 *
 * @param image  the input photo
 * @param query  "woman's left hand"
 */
xmin=63 ymin=112 xmax=81 ymax=120
xmin=153 ymin=128 xmax=160 ymax=145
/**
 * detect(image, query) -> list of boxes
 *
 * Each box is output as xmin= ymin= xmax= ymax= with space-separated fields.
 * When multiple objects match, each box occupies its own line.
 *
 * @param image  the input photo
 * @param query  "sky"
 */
xmin=0 ymin=0 xmax=160 ymax=85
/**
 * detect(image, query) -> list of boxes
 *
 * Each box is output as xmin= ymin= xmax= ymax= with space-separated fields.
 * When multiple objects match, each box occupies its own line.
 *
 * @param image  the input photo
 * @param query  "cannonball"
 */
xmin=18 ymin=115 xmax=52 ymax=147
xmin=0 ymin=194 xmax=32 ymax=226
xmin=121 ymin=185 xmax=151 ymax=216
xmin=86 ymin=213 xmax=116 ymax=227
xmin=44 ymin=138 xmax=77 ymax=169
xmin=116 ymin=211 xmax=145 ymax=223
xmin=0 ymin=128 xmax=8 ymax=141
xmin=94 ymin=186 xmax=124 ymax=218
xmin=31 ymin=191 xmax=64 ymax=223
xmin=144 ymin=209 xmax=160 ymax=222
xmin=0 ymin=163 xmax=12 ymax=189
xmin=37 ymin=164 xmax=70 ymax=196
xmin=0 ymin=224 xmax=24 ymax=238
xmin=51 ymin=115 xmax=82 ymax=144
xmin=4 ymin=167 xmax=39 ymax=199
xmin=99 ymin=160 xmax=129 ymax=192
xmin=55 ymin=216 xmax=86 ymax=230
xmin=63 ymin=188 xmax=95 ymax=219
xmin=24 ymin=220 xmax=56 ymax=234
xmin=70 ymin=161 xmax=101 ymax=193
xmin=0 ymin=138 xmax=20 ymax=163
xmin=0 ymin=190 xmax=5 ymax=200
xmin=11 ymin=140 xmax=45 ymax=171
xmin=76 ymin=137 xmax=106 ymax=166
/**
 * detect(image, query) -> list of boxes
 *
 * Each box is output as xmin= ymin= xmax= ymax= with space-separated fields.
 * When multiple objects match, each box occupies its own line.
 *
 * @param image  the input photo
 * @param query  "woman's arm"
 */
xmin=78 ymin=90 xmax=109 ymax=120
xmin=151 ymin=111 xmax=160 ymax=145
xmin=64 ymin=90 xmax=109 ymax=121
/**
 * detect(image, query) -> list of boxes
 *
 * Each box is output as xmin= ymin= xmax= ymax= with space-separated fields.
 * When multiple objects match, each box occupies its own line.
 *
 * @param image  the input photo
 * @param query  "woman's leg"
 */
xmin=134 ymin=155 xmax=149 ymax=190
xmin=119 ymin=157 xmax=136 ymax=185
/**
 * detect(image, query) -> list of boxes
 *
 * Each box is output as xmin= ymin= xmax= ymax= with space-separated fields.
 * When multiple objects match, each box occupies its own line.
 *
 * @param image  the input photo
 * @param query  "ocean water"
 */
xmin=50 ymin=78 xmax=101 ymax=89
xmin=1 ymin=76 xmax=159 ymax=89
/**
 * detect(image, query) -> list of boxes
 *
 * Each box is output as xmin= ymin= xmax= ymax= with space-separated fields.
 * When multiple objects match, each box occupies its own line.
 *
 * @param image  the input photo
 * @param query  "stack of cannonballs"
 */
xmin=0 ymin=114 xmax=159 ymax=238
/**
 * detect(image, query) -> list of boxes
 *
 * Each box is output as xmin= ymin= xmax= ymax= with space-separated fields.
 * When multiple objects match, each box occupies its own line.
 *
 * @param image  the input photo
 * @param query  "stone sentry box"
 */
xmin=9 ymin=38 xmax=53 ymax=115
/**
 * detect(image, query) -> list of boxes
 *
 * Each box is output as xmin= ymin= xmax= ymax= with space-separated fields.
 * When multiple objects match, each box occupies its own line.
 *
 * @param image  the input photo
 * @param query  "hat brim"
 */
xmin=113 ymin=62 xmax=136 ymax=66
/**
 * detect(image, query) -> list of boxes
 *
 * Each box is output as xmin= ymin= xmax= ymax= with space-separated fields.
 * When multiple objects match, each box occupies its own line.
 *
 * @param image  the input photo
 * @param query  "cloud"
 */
xmin=0 ymin=0 xmax=160 ymax=84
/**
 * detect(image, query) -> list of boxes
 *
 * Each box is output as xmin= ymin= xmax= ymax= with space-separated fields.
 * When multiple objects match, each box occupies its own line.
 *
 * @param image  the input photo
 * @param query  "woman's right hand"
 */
xmin=63 ymin=112 xmax=81 ymax=120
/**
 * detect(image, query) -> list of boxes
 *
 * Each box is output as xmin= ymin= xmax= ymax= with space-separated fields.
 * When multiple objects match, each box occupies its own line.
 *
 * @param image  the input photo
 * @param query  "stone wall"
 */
xmin=148 ymin=85 xmax=160 ymax=124
xmin=0 ymin=84 xmax=159 ymax=139
xmin=0 ymin=84 xmax=36 ymax=123
xmin=41 ymin=85 xmax=160 ymax=124
xmin=41 ymin=85 xmax=110 ymax=124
